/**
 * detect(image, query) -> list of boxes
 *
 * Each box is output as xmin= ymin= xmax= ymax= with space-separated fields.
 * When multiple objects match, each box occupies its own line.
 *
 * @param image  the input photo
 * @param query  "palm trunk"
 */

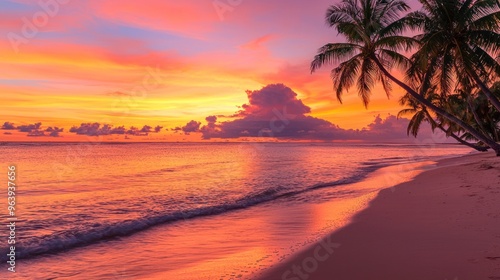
xmin=424 ymin=109 xmax=488 ymax=152
xmin=437 ymin=125 xmax=489 ymax=152
xmin=467 ymin=69 xmax=500 ymax=113
xmin=371 ymin=55 xmax=500 ymax=156
xmin=467 ymin=96 xmax=491 ymax=137
xmin=486 ymin=114 xmax=500 ymax=142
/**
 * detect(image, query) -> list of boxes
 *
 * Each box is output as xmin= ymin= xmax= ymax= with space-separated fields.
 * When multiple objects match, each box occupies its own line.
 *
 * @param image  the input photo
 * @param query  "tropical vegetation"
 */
xmin=311 ymin=0 xmax=500 ymax=155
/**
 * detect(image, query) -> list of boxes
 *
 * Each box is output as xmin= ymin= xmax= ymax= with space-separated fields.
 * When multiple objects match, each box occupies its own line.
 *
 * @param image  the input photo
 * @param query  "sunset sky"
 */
xmin=0 ymin=0 xmax=430 ymax=142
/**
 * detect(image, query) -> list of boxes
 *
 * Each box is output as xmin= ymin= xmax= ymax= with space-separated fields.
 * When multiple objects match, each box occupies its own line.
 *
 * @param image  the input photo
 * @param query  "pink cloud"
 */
xmin=88 ymin=0 xmax=217 ymax=38
xmin=241 ymin=34 xmax=275 ymax=51
xmin=179 ymin=83 xmax=447 ymax=143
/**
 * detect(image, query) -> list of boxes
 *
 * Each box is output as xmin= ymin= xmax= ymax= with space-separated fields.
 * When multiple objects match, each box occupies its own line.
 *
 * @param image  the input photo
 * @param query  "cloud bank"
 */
xmin=178 ymin=84 xmax=441 ymax=143
xmin=1 ymin=84 xmax=445 ymax=143
xmin=69 ymin=123 xmax=163 ymax=136
xmin=1 ymin=122 xmax=64 ymax=137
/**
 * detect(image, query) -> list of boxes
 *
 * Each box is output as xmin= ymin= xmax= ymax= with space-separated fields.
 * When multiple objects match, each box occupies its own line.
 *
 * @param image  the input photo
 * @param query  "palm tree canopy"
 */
xmin=406 ymin=0 xmax=500 ymax=96
xmin=398 ymin=87 xmax=441 ymax=137
xmin=312 ymin=0 xmax=500 ymax=154
xmin=311 ymin=0 xmax=418 ymax=107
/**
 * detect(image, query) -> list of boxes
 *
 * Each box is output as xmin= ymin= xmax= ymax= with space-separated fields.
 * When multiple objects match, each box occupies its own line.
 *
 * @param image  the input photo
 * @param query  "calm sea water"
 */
xmin=0 ymin=142 xmax=471 ymax=279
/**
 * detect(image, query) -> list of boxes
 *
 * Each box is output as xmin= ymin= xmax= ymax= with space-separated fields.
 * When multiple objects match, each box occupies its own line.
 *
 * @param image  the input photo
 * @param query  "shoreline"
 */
xmin=2 ymin=146 xmax=477 ymax=279
xmin=257 ymin=152 xmax=500 ymax=280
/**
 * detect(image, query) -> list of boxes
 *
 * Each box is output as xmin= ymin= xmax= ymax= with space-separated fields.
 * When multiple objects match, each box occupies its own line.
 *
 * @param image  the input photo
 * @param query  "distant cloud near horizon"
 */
xmin=154 ymin=125 xmax=163 ymax=133
xmin=0 ymin=0 xmax=425 ymax=134
xmin=1 ymin=122 xmax=16 ymax=130
xmin=181 ymin=120 xmax=202 ymax=135
xmin=177 ymin=84 xmax=445 ymax=143
xmin=45 ymin=127 xmax=64 ymax=137
xmin=18 ymin=122 xmax=42 ymax=133
xmin=1 ymin=122 xmax=63 ymax=137
xmin=1 ymin=84 xmax=445 ymax=142
xmin=69 ymin=123 xmax=164 ymax=137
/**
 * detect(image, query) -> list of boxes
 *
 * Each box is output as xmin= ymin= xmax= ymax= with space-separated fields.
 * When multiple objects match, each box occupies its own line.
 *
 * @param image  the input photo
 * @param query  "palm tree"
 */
xmin=457 ymin=84 xmax=500 ymax=141
xmin=407 ymin=0 xmax=500 ymax=112
xmin=311 ymin=0 xmax=500 ymax=155
xmin=398 ymin=91 xmax=489 ymax=151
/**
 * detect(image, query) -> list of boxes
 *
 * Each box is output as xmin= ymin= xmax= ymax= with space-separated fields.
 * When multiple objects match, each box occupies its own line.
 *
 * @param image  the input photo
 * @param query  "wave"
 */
xmin=0 ymin=159 xmax=402 ymax=263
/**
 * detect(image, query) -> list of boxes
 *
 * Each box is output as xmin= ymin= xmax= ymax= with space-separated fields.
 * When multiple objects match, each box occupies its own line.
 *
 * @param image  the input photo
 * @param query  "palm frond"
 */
xmin=374 ymin=35 xmax=419 ymax=52
xmin=331 ymin=55 xmax=363 ymax=103
xmin=470 ymin=10 xmax=500 ymax=31
xmin=464 ymin=30 xmax=500 ymax=53
xmin=376 ymin=0 xmax=411 ymax=25
xmin=379 ymin=49 xmax=412 ymax=70
xmin=398 ymin=108 xmax=417 ymax=118
xmin=439 ymin=45 xmax=455 ymax=95
xmin=464 ymin=0 xmax=499 ymax=22
xmin=379 ymin=11 xmax=427 ymax=37
xmin=407 ymin=110 xmax=426 ymax=137
xmin=357 ymin=58 xmax=377 ymax=107
xmin=311 ymin=43 xmax=360 ymax=73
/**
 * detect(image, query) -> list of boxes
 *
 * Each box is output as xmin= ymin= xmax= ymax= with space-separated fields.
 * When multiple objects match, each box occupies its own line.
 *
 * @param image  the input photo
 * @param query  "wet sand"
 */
xmin=258 ymin=152 xmax=500 ymax=280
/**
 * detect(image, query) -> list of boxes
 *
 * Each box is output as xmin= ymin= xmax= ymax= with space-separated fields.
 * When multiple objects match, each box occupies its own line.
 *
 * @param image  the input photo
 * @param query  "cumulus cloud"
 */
xmin=140 ymin=125 xmax=152 ymax=133
xmin=70 ymin=123 xmax=113 ymax=136
xmin=234 ymin=84 xmax=312 ymax=117
xmin=194 ymin=84 xmax=344 ymax=140
xmin=353 ymin=114 xmax=434 ymax=142
xmin=69 ymin=123 xmax=161 ymax=136
xmin=205 ymin=116 xmax=217 ymax=123
xmin=45 ymin=127 xmax=64 ymax=137
xmin=176 ymin=84 xmax=441 ymax=143
xmin=18 ymin=122 xmax=42 ymax=133
xmin=127 ymin=125 xmax=151 ymax=136
xmin=1 ymin=122 xmax=16 ymax=130
xmin=181 ymin=120 xmax=201 ymax=135
xmin=5 ymin=83 xmax=443 ymax=143
xmin=3 ymin=122 xmax=62 ymax=137
xmin=200 ymin=115 xmax=219 ymax=135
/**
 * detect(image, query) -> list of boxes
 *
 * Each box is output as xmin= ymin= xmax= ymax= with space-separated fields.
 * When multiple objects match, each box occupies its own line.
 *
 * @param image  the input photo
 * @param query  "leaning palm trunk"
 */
xmin=423 ymin=109 xmax=489 ymax=152
xmin=371 ymin=55 xmax=500 ymax=156
xmin=467 ymin=96 xmax=491 ymax=137
xmin=312 ymin=0 xmax=500 ymax=155
xmin=406 ymin=0 xmax=500 ymax=116
xmin=487 ymin=114 xmax=500 ymax=142
xmin=467 ymin=69 xmax=500 ymax=113
xmin=436 ymin=124 xmax=488 ymax=152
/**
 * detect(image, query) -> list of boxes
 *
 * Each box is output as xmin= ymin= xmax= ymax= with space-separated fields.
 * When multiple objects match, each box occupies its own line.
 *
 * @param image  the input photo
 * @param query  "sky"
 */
xmin=0 ymin=0 xmax=435 ymax=142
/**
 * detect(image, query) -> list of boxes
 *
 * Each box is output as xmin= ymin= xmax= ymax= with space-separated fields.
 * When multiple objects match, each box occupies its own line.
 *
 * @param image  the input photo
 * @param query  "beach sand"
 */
xmin=258 ymin=152 xmax=500 ymax=280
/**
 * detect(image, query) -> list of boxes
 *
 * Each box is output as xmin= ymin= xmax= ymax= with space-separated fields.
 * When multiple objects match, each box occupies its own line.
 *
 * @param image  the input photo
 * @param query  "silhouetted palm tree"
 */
xmin=407 ymin=0 xmax=500 ymax=112
xmin=456 ymin=84 xmax=500 ymax=141
xmin=311 ymin=0 xmax=500 ymax=155
xmin=398 ymin=90 xmax=489 ymax=151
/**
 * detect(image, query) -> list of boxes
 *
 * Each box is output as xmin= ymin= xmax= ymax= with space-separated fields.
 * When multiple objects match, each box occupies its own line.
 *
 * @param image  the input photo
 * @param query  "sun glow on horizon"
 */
xmin=0 ymin=0 xmax=422 ymax=142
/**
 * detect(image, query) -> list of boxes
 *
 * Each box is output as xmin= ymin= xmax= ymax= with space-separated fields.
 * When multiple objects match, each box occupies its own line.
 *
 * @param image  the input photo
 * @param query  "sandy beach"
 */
xmin=258 ymin=152 xmax=500 ymax=280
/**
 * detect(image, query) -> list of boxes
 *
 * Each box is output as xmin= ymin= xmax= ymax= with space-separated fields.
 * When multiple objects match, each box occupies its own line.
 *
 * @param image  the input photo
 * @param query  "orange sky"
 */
xmin=0 ymin=0 xmax=423 ymax=142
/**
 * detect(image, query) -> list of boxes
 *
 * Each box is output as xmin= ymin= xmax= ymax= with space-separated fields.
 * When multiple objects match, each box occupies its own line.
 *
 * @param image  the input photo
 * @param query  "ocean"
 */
xmin=0 ymin=142 xmax=471 ymax=279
